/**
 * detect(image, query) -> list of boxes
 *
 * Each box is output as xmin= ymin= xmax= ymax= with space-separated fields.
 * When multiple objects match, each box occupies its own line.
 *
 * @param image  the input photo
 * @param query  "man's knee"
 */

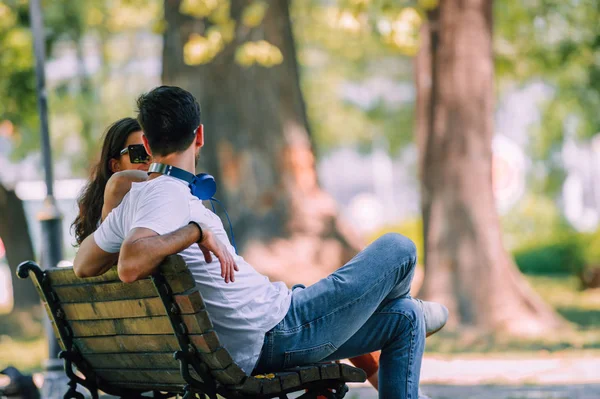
xmin=374 ymin=233 xmax=417 ymax=266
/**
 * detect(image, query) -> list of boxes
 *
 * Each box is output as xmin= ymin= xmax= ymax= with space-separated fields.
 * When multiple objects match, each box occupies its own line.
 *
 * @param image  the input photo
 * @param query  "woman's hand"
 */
xmin=198 ymin=228 xmax=239 ymax=283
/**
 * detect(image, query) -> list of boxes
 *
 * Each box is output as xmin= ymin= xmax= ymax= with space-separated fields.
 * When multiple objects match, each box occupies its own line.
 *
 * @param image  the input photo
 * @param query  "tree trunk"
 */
xmin=415 ymin=0 xmax=563 ymax=335
xmin=0 ymin=183 xmax=39 ymax=310
xmin=162 ymin=0 xmax=363 ymax=286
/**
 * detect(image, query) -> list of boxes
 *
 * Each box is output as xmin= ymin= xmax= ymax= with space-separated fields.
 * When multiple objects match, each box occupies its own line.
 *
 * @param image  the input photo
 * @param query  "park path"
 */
xmin=345 ymin=353 xmax=600 ymax=399
xmin=418 ymin=353 xmax=600 ymax=385
xmin=348 ymin=384 xmax=600 ymax=399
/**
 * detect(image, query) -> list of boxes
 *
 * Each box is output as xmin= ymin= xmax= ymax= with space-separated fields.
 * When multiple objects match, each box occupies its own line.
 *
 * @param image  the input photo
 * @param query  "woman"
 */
xmin=72 ymin=117 xmax=149 ymax=245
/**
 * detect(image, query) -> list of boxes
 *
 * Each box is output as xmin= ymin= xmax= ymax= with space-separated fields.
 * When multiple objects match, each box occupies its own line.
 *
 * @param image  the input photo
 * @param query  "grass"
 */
xmin=527 ymin=275 xmax=600 ymax=328
xmin=0 ymin=334 xmax=47 ymax=373
xmin=426 ymin=274 xmax=600 ymax=354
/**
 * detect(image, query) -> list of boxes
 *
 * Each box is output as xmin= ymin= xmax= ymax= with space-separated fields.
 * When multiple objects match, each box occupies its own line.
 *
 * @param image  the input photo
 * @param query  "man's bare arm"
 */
xmin=73 ymin=234 xmax=120 ymax=278
xmin=73 ymin=223 xmax=201 ymax=280
xmin=117 ymin=224 xmax=202 ymax=283
xmin=119 ymin=224 xmax=238 ymax=284
xmin=101 ymin=170 xmax=148 ymax=220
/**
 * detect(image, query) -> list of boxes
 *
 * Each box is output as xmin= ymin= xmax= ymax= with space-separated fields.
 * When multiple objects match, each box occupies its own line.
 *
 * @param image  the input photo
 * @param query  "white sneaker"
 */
xmin=415 ymin=299 xmax=448 ymax=337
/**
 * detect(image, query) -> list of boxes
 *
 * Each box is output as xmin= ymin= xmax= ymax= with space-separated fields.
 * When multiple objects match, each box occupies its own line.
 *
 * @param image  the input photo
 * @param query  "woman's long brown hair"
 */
xmin=72 ymin=118 xmax=141 ymax=245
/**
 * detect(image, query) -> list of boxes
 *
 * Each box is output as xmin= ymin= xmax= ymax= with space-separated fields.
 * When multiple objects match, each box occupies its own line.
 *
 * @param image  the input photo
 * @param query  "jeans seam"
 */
xmin=276 ymin=257 xmax=413 ymax=335
xmin=407 ymin=320 xmax=416 ymax=398
xmin=377 ymin=309 xmax=417 ymax=398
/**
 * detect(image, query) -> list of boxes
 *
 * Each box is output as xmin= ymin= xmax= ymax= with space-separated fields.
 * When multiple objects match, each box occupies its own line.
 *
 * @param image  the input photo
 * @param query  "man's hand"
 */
xmin=198 ymin=229 xmax=239 ymax=283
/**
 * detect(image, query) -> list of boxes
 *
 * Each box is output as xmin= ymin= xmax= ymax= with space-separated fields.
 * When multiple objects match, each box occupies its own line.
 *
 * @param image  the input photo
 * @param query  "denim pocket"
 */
xmin=283 ymin=342 xmax=337 ymax=369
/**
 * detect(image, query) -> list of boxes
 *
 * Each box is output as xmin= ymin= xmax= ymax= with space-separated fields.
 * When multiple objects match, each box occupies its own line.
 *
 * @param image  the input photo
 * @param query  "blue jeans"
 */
xmin=254 ymin=233 xmax=425 ymax=398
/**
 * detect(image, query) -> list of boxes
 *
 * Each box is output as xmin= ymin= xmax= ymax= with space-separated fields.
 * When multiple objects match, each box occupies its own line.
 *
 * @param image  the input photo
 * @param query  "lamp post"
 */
xmin=29 ymin=0 xmax=66 ymax=396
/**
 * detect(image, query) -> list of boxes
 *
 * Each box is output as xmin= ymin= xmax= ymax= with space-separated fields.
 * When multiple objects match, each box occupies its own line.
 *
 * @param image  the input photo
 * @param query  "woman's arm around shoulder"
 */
xmin=102 ymin=170 xmax=148 ymax=220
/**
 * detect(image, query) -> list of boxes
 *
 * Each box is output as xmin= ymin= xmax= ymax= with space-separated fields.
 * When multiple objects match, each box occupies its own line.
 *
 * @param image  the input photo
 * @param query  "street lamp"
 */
xmin=29 ymin=0 xmax=67 ymax=396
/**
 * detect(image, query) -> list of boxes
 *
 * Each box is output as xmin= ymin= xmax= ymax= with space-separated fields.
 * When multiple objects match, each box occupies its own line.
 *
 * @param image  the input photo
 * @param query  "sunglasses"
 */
xmin=120 ymin=144 xmax=151 ymax=164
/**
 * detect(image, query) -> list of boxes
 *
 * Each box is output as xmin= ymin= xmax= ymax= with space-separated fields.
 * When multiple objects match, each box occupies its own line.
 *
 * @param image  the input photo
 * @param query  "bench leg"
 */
xmin=182 ymin=384 xmax=211 ymax=399
xmin=63 ymin=380 xmax=85 ymax=399
xmin=59 ymin=351 xmax=99 ymax=399
xmin=298 ymin=382 xmax=349 ymax=399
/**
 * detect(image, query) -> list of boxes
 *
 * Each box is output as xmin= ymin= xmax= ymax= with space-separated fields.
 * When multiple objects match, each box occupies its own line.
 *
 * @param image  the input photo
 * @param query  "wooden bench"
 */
xmin=17 ymin=255 xmax=366 ymax=399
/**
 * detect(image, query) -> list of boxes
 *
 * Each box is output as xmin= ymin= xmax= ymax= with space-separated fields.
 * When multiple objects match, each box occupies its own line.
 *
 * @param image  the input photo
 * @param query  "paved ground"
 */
xmin=339 ymin=354 xmax=600 ymax=399
xmin=418 ymin=355 xmax=600 ymax=385
xmin=346 ymin=384 xmax=600 ymax=399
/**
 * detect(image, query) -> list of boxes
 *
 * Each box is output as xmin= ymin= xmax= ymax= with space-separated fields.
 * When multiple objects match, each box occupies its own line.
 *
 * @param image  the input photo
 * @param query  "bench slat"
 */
xmin=84 ymin=352 xmax=178 ymax=369
xmin=278 ymin=371 xmax=301 ymax=391
xmin=109 ymin=382 xmax=184 ymax=393
xmin=73 ymin=332 xmax=221 ymax=354
xmin=261 ymin=376 xmax=282 ymax=395
xmin=47 ymin=255 xmax=188 ymax=286
xmin=210 ymin=364 xmax=246 ymax=385
xmin=69 ymin=312 xmax=212 ymax=337
xmin=61 ymin=291 xmax=205 ymax=321
xmin=238 ymin=377 xmax=262 ymax=395
xmin=320 ymin=363 xmax=341 ymax=380
xmin=199 ymin=347 xmax=233 ymax=370
xmin=296 ymin=366 xmax=321 ymax=383
xmin=53 ymin=272 xmax=194 ymax=303
xmin=339 ymin=363 xmax=367 ymax=383
xmin=95 ymin=368 xmax=187 ymax=385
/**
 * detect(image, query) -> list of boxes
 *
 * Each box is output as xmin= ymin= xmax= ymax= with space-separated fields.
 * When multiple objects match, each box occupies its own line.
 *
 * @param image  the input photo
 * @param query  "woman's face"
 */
xmin=111 ymin=130 xmax=150 ymax=172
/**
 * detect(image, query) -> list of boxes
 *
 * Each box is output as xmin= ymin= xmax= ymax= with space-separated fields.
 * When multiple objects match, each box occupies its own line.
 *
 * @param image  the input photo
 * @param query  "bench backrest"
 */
xmin=20 ymin=255 xmax=246 ymax=393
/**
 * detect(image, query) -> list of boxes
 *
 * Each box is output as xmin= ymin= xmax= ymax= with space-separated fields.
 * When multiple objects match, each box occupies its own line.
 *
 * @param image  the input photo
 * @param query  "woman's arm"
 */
xmin=101 ymin=170 xmax=148 ymax=220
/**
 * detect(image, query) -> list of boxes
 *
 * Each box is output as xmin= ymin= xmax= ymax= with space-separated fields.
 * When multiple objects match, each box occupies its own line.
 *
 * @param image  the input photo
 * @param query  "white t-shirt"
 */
xmin=94 ymin=175 xmax=292 ymax=373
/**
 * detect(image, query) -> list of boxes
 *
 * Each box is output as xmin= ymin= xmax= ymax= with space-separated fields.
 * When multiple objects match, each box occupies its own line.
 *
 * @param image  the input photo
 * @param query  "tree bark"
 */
xmin=415 ymin=0 xmax=563 ymax=335
xmin=0 ymin=183 xmax=39 ymax=310
xmin=162 ymin=0 xmax=362 ymax=286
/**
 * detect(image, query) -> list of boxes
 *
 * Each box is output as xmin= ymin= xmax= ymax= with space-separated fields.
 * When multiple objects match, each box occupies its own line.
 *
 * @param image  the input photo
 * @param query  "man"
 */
xmin=74 ymin=86 xmax=448 ymax=398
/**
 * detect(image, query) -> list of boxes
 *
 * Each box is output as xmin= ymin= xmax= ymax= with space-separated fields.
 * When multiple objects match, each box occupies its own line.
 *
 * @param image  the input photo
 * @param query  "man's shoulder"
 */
xmin=139 ymin=176 xmax=190 ymax=193
xmin=136 ymin=176 xmax=194 ymax=206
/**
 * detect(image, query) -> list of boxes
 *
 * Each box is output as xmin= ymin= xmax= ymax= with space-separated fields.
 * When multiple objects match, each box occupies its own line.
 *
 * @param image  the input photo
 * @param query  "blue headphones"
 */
xmin=148 ymin=163 xmax=237 ymax=252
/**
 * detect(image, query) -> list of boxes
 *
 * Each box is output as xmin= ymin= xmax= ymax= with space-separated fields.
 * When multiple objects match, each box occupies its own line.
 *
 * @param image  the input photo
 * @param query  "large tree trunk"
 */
xmin=162 ymin=0 xmax=362 ymax=286
xmin=415 ymin=0 xmax=563 ymax=335
xmin=0 ymin=183 xmax=39 ymax=310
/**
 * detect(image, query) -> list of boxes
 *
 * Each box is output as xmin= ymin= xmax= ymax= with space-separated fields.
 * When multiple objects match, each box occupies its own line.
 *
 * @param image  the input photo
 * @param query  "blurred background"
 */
xmin=0 ymin=0 xmax=599 ymax=398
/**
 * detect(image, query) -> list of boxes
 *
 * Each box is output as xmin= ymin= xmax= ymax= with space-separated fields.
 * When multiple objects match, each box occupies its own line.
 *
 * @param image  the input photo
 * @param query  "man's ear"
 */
xmin=141 ymin=134 xmax=153 ymax=156
xmin=109 ymin=158 xmax=120 ymax=173
xmin=195 ymin=125 xmax=204 ymax=148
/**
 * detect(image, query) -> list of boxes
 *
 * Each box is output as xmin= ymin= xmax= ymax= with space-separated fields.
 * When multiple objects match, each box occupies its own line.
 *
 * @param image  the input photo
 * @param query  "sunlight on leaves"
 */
xmin=241 ymin=1 xmax=268 ymax=28
xmin=418 ymin=0 xmax=439 ymax=11
xmin=180 ymin=0 xmax=221 ymax=19
xmin=235 ymin=40 xmax=283 ymax=68
xmin=107 ymin=1 xmax=161 ymax=31
xmin=380 ymin=8 xmax=422 ymax=56
xmin=184 ymin=32 xmax=224 ymax=65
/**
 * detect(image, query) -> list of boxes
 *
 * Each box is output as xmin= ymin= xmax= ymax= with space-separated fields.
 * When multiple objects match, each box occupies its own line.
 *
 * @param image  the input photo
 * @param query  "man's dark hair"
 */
xmin=136 ymin=86 xmax=201 ymax=156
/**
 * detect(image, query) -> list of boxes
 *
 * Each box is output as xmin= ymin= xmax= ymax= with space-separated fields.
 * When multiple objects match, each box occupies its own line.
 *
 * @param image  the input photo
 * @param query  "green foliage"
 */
xmin=500 ymin=193 xmax=600 ymax=276
xmin=513 ymin=239 xmax=584 ymax=275
xmin=496 ymin=0 xmax=600 ymax=193
xmin=511 ymin=226 xmax=600 ymax=276
xmin=293 ymin=1 xmax=415 ymax=153
xmin=0 ymin=0 xmax=164 ymax=173
xmin=0 ymin=0 xmax=37 ymax=149
xmin=500 ymin=194 xmax=564 ymax=251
